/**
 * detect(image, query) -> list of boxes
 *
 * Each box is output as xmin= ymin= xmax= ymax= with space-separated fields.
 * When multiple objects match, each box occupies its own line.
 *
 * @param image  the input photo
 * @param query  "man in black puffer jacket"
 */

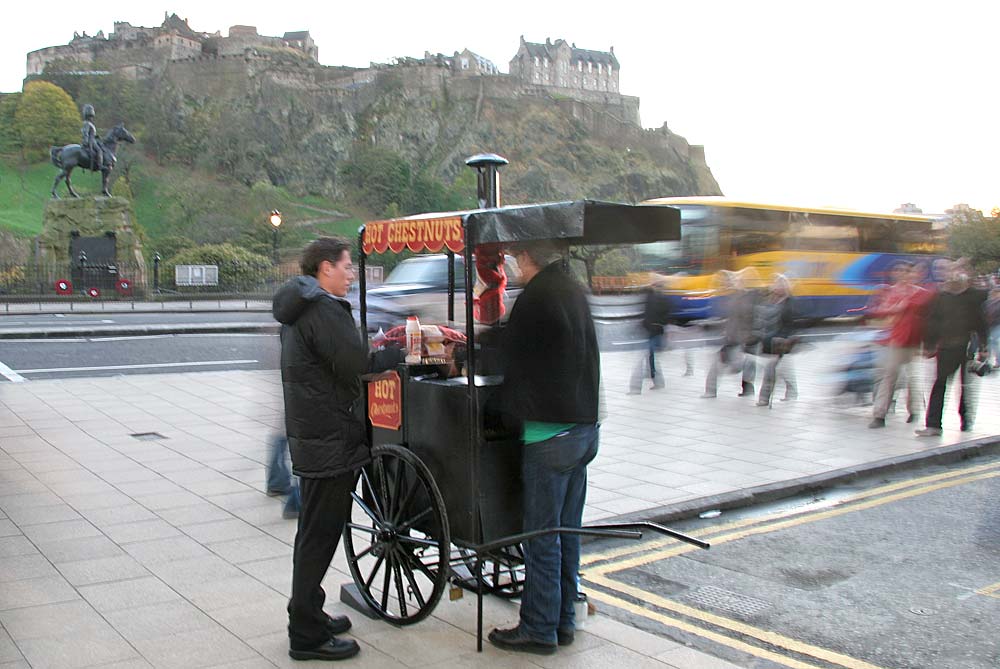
xmin=272 ymin=237 xmax=366 ymax=662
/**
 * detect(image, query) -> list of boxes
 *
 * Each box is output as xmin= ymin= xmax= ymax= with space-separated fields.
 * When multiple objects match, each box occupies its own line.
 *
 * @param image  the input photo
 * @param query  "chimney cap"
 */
xmin=465 ymin=153 xmax=509 ymax=168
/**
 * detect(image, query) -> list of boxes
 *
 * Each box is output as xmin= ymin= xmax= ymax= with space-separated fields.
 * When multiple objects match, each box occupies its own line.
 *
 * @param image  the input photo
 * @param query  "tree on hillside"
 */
xmin=0 ymin=94 xmax=22 ymax=155
xmin=14 ymin=81 xmax=78 ymax=161
xmin=948 ymin=207 xmax=1000 ymax=274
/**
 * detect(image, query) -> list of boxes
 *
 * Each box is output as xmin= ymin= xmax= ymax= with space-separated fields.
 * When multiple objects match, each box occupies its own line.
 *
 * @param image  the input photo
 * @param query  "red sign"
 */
xmin=363 ymin=215 xmax=464 ymax=255
xmin=367 ymin=371 xmax=401 ymax=431
xmin=86 ymin=287 xmax=101 ymax=298
xmin=55 ymin=279 xmax=73 ymax=295
xmin=116 ymin=279 xmax=132 ymax=296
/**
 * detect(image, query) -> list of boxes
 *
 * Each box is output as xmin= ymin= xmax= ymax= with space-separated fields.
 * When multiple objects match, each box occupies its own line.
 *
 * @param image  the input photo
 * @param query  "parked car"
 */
xmin=364 ymin=254 xmax=521 ymax=333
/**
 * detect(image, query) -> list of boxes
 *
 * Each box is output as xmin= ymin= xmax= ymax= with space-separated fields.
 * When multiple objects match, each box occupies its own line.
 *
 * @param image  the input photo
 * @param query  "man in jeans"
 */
xmin=489 ymin=240 xmax=600 ymax=656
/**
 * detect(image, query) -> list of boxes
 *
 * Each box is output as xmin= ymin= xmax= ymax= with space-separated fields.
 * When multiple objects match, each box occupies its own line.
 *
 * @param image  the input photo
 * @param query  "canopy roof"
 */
xmin=361 ymin=200 xmax=681 ymax=255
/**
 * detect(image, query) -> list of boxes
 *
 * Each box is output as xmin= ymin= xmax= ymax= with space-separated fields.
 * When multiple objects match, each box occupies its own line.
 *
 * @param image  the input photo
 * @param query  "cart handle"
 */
xmin=475 ymin=526 xmax=640 ymax=554
xmin=585 ymin=521 xmax=710 ymax=550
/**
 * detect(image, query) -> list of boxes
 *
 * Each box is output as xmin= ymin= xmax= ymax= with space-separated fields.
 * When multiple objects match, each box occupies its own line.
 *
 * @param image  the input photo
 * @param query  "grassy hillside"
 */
xmin=0 ymin=156 xmax=362 ymax=259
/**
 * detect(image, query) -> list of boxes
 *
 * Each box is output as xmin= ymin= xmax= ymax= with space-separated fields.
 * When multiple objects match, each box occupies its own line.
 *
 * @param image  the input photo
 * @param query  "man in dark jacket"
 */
xmin=489 ymin=241 xmax=600 ymax=656
xmin=272 ymin=237 xmax=367 ymax=662
xmin=916 ymin=265 xmax=989 ymax=436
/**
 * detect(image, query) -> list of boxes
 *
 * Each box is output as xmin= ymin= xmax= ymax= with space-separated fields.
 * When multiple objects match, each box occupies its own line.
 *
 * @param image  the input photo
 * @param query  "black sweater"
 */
xmin=500 ymin=262 xmax=600 ymax=425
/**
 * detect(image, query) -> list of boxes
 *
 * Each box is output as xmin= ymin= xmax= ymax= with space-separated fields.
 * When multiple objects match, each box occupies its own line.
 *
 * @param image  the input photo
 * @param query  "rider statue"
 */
xmin=81 ymin=104 xmax=103 ymax=172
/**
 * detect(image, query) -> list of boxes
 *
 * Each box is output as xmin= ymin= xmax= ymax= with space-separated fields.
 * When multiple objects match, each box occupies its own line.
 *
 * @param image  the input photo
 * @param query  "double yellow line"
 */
xmin=582 ymin=459 xmax=1000 ymax=669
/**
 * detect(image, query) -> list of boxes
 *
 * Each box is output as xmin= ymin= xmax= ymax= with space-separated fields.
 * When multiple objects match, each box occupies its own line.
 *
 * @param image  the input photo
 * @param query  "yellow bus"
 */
xmin=637 ymin=196 xmax=946 ymax=321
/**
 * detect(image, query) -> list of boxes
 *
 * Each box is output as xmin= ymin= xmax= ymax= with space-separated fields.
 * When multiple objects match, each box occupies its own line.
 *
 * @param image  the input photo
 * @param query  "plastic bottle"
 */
xmin=405 ymin=316 xmax=422 ymax=364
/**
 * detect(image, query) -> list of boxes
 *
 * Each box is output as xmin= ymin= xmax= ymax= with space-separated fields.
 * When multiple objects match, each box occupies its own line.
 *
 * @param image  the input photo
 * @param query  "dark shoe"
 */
xmin=557 ymin=628 xmax=575 ymax=646
xmin=267 ymin=488 xmax=290 ymax=497
xmin=915 ymin=427 xmax=942 ymax=437
xmin=289 ymin=637 xmax=360 ymax=661
xmin=868 ymin=418 xmax=885 ymax=429
xmin=488 ymin=627 xmax=557 ymax=655
xmin=906 ymin=414 xmax=917 ymax=424
xmin=961 ymin=422 xmax=974 ymax=432
xmin=755 ymin=400 xmax=770 ymax=407
xmin=738 ymin=383 xmax=755 ymax=397
xmin=325 ymin=614 xmax=351 ymax=636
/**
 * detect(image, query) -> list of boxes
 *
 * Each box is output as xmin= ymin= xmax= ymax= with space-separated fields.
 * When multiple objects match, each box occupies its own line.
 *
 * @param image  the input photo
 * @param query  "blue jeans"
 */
xmin=267 ymin=434 xmax=300 ymax=514
xmin=518 ymin=423 xmax=599 ymax=644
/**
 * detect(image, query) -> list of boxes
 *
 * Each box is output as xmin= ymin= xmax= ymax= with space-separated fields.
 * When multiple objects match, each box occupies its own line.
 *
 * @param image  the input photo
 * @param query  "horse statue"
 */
xmin=50 ymin=123 xmax=136 ymax=199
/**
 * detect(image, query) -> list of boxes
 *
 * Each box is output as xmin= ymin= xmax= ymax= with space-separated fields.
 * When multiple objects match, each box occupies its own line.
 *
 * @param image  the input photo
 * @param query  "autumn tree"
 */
xmin=14 ymin=81 xmax=78 ymax=161
xmin=947 ymin=207 xmax=1000 ymax=274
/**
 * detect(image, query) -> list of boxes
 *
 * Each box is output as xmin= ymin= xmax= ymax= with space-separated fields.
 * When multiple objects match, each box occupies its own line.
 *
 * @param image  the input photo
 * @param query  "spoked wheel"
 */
xmin=456 ymin=544 xmax=525 ymax=599
xmin=343 ymin=444 xmax=450 ymax=625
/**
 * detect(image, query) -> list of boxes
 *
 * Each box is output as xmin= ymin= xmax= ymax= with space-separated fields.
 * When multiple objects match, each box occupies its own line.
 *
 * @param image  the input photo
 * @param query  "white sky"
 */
xmin=3 ymin=1 xmax=997 ymax=215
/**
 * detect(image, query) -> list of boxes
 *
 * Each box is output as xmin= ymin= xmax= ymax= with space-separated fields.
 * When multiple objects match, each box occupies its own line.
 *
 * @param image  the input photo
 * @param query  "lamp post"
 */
xmin=269 ymin=210 xmax=282 ymax=265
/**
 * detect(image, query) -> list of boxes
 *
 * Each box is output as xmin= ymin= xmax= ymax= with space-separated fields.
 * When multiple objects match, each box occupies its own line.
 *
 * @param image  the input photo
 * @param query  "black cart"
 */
xmin=343 ymin=158 xmax=709 ymax=650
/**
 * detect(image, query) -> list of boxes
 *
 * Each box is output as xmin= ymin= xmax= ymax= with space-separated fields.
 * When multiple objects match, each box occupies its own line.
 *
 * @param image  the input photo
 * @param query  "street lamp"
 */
xmin=269 ymin=210 xmax=282 ymax=265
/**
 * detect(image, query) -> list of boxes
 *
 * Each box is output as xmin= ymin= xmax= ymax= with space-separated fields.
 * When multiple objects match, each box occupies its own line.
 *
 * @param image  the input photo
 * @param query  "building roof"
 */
xmin=283 ymin=31 xmax=311 ymax=42
xmin=519 ymin=38 xmax=619 ymax=68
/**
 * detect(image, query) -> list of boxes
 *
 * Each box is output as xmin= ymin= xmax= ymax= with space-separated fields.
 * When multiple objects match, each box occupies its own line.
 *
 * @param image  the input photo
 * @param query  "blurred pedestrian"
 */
xmin=266 ymin=430 xmax=301 ymax=520
xmin=753 ymin=274 xmax=798 ymax=406
xmin=703 ymin=268 xmax=758 ymax=398
xmin=986 ymin=284 xmax=1000 ymax=368
xmin=629 ymin=275 xmax=671 ymax=393
xmin=272 ymin=237 xmax=367 ymax=661
xmin=916 ymin=264 xmax=989 ymax=436
xmin=867 ymin=262 xmax=932 ymax=428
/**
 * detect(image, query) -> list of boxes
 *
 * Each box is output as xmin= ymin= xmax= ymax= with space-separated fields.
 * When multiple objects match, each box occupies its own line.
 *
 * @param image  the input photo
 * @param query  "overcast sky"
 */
xmin=3 ymin=1 xmax=997 ymax=215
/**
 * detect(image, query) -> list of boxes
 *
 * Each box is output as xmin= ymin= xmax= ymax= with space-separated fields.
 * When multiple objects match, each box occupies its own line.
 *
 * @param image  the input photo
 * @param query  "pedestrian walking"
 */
xmin=703 ymin=268 xmax=758 ymax=398
xmin=272 ymin=237 xmax=368 ymax=662
xmin=629 ymin=275 xmax=671 ymax=393
xmin=266 ymin=429 xmax=301 ymax=520
xmin=916 ymin=264 xmax=989 ymax=436
xmin=753 ymin=274 xmax=798 ymax=406
xmin=986 ymin=284 xmax=1000 ymax=369
xmin=489 ymin=240 xmax=600 ymax=656
xmin=867 ymin=262 xmax=932 ymax=428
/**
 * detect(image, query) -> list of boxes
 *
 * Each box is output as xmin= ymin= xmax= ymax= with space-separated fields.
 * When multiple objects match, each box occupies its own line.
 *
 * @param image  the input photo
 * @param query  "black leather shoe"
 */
xmin=325 ymin=614 xmax=351 ymax=636
xmin=289 ymin=637 xmax=360 ymax=661
xmin=488 ymin=627 xmax=557 ymax=655
xmin=557 ymin=627 xmax=575 ymax=646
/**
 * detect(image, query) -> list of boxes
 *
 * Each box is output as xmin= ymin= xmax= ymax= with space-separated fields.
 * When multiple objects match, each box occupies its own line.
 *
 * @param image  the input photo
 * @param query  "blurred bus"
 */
xmin=637 ymin=197 xmax=946 ymax=321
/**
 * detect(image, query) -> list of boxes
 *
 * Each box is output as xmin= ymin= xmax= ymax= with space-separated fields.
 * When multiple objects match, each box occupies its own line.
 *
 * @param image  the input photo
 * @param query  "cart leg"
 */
xmin=476 ymin=554 xmax=484 ymax=652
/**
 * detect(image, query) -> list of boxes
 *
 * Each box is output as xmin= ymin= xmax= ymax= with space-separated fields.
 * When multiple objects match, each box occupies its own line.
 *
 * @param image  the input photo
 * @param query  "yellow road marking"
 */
xmin=589 ymin=470 xmax=1000 ymax=576
xmin=975 ymin=581 xmax=1000 ymax=599
xmin=583 ymin=459 xmax=1000 ymax=568
xmin=582 ymin=467 xmax=998 ymax=668
xmin=586 ymin=587 xmax=831 ymax=669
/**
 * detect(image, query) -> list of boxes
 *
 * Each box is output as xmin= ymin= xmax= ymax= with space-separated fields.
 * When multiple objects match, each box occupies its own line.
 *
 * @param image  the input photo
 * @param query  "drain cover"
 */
xmin=683 ymin=585 xmax=772 ymax=618
xmin=130 ymin=432 xmax=167 ymax=441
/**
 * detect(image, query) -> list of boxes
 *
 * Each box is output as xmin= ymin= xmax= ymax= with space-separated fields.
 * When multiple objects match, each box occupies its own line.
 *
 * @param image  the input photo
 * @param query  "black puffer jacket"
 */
xmin=273 ymin=276 xmax=370 ymax=478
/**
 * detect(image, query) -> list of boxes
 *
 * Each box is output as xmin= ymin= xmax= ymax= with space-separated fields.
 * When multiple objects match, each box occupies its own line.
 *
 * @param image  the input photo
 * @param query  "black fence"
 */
xmin=0 ymin=261 xmax=383 ymax=304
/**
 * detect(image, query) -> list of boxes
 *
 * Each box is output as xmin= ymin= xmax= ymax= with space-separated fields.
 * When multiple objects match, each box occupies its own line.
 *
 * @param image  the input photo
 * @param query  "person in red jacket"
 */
xmin=868 ymin=262 xmax=933 ymax=428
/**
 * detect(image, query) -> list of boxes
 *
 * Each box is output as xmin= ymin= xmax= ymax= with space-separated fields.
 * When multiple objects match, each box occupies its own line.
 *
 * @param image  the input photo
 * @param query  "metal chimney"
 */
xmin=465 ymin=153 xmax=509 ymax=208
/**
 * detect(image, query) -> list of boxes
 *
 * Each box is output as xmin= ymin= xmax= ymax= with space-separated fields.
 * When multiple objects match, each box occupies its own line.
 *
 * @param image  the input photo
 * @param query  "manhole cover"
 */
xmin=130 ymin=432 xmax=167 ymax=441
xmin=683 ymin=585 xmax=772 ymax=618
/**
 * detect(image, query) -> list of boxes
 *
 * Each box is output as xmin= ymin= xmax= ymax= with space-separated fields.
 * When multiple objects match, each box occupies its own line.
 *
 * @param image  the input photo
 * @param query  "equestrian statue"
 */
xmin=50 ymin=103 xmax=135 ymax=198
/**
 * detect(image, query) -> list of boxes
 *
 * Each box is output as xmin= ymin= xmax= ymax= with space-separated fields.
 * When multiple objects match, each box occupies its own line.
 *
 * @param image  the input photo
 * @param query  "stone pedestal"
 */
xmin=39 ymin=197 xmax=147 ymax=289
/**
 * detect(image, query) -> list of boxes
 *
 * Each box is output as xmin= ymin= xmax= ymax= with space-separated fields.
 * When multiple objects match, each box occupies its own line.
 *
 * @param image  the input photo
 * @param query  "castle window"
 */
xmin=607 ymin=66 xmax=613 ymax=78
xmin=534 ymin=56 xmax=539 ymax=67
xmin=544 ymin=57 xmax=549 ymax=68
xmin=461 ymin=57 xmax=469 ymax=69
xmin=597 ymin=63 xmax=602 ymax=74
xmin=587 ymin=61 xmax=592 ymax=73
xmin=577 ymin=61 xmax=583 ymax=72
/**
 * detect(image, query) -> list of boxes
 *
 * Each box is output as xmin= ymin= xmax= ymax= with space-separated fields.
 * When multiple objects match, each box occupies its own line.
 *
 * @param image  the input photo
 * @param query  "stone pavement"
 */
xmin=0 ymin=342 xmax=997 ymax=668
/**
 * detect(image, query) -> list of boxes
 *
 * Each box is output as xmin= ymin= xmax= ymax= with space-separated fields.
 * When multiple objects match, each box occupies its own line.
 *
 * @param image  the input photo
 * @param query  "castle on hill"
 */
xmin=25 ymin=14 xmax=637 ymax=123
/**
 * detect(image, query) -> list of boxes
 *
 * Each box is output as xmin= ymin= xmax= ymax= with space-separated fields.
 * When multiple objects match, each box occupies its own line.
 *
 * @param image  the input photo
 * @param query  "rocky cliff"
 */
xmin=136 ymin=55 xmax=721 ymax=207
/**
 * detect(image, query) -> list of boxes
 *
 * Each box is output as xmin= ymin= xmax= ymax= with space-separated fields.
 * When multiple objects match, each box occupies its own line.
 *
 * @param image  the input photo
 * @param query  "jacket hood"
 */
xmin=272 ymin=276 xmax=331 ymax=325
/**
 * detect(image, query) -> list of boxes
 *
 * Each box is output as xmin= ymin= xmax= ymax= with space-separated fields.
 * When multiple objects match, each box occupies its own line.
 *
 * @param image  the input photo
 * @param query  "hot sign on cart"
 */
xmin=367 ymin=371 xmax=401 ymax=430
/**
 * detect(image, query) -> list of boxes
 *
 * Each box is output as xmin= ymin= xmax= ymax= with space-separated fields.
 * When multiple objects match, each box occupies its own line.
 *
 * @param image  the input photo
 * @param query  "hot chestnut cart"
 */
xmin=342 ymin=155 xmax=709 ymax=650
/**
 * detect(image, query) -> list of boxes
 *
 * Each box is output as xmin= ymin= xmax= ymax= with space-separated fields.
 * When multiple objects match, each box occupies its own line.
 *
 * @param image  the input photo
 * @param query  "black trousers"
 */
xmin=287 ymin=471 xmax=357 ymax=649
xmin=925 ymin=347 xmax=969 ymax=429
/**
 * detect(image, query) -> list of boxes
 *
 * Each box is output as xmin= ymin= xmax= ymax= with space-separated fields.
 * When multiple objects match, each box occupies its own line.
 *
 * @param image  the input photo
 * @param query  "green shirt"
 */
xmin=523 ymin=421 xmax=576 ymax=444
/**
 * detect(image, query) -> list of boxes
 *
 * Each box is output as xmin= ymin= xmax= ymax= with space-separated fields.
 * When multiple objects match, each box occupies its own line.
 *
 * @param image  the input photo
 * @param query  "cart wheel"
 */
xmin=456 ymin=544 xmax=525 ymax=599
xmin=344 ymin=444 xmax=450 ymax=625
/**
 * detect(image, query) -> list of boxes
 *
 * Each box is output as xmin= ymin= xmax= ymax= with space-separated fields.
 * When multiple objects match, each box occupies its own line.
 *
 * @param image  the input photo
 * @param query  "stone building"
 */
xmin=26 ymin=13 xmax=318 ymax=80
xmin=509 ymin=36 xmax=619 ymax=93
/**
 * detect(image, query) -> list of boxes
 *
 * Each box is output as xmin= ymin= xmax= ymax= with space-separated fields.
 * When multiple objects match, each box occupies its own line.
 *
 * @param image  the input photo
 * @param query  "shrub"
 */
xmin=14 ymin=81 xmax=78 ymax=162
xmin=162 ymin=243 xmax=274 ymax=291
